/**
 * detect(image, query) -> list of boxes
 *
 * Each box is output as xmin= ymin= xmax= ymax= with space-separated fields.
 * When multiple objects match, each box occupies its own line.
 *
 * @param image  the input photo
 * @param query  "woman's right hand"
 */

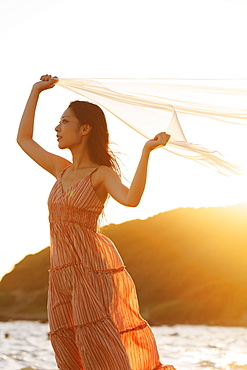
xmin=32 ymin=74 xmax=59 ymax=93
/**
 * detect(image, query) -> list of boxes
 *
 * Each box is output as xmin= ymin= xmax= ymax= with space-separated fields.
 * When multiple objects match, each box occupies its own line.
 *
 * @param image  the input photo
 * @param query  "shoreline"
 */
xmin=1 ymin=315 xmax=247 ymax=328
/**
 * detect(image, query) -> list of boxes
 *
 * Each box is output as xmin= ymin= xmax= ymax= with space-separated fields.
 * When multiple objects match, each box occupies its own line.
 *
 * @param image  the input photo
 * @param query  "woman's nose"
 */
xmin=55 ymin=124 xmax=60 ymax=132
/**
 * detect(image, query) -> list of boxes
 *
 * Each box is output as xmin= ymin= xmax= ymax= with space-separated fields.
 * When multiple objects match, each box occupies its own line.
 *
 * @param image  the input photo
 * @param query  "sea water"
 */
xmin=0 ymin=321 xmax=247 ymax=370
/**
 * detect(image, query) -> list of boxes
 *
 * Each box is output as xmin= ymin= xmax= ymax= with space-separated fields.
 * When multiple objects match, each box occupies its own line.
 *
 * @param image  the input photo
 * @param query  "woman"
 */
xmin=17 ymin=75 xmax=175 ymax=370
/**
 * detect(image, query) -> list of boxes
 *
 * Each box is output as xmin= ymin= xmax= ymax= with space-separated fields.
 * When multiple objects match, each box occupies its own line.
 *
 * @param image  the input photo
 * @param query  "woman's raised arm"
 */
xmin=101 ymin=132 xmax=170 ymax=207
xmin=17 ymin=75 xmax=70 ymax=178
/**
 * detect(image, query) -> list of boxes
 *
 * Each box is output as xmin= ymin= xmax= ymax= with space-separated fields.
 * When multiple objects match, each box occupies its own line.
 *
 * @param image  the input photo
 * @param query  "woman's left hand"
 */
xmin=144 ymin=132 xmax=171 ymax=151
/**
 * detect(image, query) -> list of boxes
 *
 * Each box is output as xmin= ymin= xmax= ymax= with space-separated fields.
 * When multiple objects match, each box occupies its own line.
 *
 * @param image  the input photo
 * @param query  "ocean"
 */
xmin=0 ymin=321 xmax=247 ymax=370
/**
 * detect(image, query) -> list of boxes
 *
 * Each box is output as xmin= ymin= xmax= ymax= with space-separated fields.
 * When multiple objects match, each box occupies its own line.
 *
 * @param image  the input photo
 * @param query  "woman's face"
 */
xmin=55 ymin=108 xmax=83 ymax=149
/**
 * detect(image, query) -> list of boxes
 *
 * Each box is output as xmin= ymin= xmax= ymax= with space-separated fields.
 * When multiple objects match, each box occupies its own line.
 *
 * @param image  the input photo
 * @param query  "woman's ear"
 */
xmin=80 ymin=124 xmax=92 ymax=136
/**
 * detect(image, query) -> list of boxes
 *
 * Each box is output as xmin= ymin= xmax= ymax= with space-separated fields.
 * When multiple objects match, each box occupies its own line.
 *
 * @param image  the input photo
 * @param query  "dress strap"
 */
xmin=58 ymin=164 xmax=72 ymax=179
xmin=87 ymin=167 xmax=100 ymax=178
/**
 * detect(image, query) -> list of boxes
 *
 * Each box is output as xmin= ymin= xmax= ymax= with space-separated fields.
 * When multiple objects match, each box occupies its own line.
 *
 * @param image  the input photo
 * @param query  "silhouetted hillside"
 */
xmin=0 ymin=248 xmax=49 ymax=321
xmin=1 ymin=204 xmax=247 ymax=325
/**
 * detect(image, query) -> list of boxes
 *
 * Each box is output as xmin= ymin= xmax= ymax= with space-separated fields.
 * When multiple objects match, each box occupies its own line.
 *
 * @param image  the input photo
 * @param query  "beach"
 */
xmin=1 ymin=321 xmax=247 ymax=369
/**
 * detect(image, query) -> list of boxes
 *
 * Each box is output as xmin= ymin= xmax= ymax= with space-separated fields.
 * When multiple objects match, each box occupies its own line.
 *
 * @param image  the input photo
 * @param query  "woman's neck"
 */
xmin=70 ymin=145 xmax=97 ymax=170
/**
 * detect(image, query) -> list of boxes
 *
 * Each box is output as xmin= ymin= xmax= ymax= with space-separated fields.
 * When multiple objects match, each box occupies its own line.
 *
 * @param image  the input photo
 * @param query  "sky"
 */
xmin=1 ymin=0 xmax=247 ymax=279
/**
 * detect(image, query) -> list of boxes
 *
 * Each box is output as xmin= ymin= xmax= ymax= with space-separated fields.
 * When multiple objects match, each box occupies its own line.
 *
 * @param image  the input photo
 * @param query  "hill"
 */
xmin=1 ymin=204 xmax=247 ymax=325
xmin=0 ymin=247 xmax=49 ymax=321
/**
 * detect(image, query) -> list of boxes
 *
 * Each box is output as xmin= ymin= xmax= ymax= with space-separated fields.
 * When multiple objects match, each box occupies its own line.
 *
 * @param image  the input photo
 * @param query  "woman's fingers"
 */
xmin=40 ymin=74 xmax=58 ymax=82
xmin=154 ymin=132 xmax=171 ymax=146
xmin=145 ymin=132 xmax=171 ymax=151
xmin=40 ymin=74 xmax=51 ymax=81
xmin=33 ymin=75 xmax=59 ymax=93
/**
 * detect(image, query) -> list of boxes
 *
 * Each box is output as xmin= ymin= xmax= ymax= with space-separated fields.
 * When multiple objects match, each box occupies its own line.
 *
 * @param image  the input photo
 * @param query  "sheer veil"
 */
xmin=57 ymin=78 xmax=247 ymax=175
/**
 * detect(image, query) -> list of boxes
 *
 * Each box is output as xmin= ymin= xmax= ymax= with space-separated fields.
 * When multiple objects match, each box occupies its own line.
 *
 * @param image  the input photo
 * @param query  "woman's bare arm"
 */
xmin=17 ymin=75 xmax=70 ymax=178
xmin=101 ymin=132 xmax=170 ymax=207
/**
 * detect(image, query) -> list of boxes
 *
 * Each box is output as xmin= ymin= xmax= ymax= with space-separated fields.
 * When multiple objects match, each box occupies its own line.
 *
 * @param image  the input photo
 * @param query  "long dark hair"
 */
xmin=68 ymin=101 xmax=121 ymax=176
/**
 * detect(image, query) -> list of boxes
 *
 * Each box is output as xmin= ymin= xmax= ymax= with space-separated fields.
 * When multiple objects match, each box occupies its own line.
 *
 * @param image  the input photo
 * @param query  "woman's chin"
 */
xmin=58 ymin=142 xmax=66 ymax=150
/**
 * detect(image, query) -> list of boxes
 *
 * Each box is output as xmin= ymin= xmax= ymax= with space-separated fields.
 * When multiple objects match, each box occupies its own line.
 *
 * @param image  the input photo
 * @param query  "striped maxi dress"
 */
xmin=47 ymin=166 xmax=174 ymax=370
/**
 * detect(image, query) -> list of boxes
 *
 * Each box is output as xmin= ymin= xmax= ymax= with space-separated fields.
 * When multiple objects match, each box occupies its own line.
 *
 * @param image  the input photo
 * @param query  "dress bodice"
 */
xmin=48 ymin=169 xmax=104 ymax=231
xmin=47 ymin=169 xmax=105 ymax=269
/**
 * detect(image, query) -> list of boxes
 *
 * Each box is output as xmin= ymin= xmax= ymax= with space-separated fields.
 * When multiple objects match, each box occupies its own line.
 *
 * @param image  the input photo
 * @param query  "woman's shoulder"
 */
xmin=94 ymin=166 xmax=120 ymax=183
xmin=91 ymin=166 xmax=119 ymax=190
xmin=96 ymin=165 xmax=118 ymax=177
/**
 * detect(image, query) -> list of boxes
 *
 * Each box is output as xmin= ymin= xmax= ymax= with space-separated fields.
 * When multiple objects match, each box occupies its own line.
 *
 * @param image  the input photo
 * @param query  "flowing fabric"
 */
xmin=57 ymin=78 xmax=247 ymax=175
